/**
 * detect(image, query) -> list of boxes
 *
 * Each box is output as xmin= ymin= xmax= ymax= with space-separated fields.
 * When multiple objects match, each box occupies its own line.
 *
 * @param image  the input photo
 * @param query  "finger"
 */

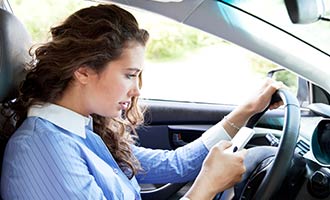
xmin=278 ymin=81 xmax=290 ymax=90
xmin=259 ymin=77 xmax=274 ymax=91
xmin=272 ymin=80 xmax=284 ymax=90
xmin=274 ymin=101 xmax=283 ymax=108
xmin=215 ymin=140 xmax=232 ymax=150
xmin=267 ymin=78 xmax=285 ymax=89
xmin=269 ymin=101 xmax=283 ymax=110
xmin=240 ymin=164 xmax=247 ymax=175
xmin=235 ymin=148 xmax=248 ymax=158
xmin=269 ymin=104 xmax=277 ymax=110
xmin=261 ymin=81 xmax=282 ymax=102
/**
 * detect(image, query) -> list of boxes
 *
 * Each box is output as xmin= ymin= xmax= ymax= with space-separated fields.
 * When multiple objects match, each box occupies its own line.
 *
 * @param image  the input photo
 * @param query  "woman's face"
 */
xmin=83 ymin=43 xmax=145 ymax=118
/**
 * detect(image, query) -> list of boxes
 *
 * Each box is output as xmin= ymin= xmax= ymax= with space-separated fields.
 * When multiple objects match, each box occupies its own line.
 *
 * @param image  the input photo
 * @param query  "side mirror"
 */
xmin=284 ymin=0 xmax=326 ymax=24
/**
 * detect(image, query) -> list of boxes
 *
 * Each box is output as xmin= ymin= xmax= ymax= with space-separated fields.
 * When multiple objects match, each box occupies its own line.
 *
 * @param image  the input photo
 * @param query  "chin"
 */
xmin=109 ymin=110 xmax=123 ymax=118
xmin=94 ymin=110 xmax=119 ymax=118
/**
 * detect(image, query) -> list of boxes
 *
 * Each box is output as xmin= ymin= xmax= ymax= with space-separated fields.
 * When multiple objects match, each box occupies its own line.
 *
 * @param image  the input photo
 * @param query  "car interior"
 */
xmin=1 ymin=0 xmax=330 ymax=199
xmin=0 ymin=5 xmax=31 ymax=180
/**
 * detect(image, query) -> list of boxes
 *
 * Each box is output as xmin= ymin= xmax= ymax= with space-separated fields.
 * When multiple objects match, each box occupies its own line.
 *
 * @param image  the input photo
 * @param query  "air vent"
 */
xmin=296 ymin=139 xmax=310 ymax=156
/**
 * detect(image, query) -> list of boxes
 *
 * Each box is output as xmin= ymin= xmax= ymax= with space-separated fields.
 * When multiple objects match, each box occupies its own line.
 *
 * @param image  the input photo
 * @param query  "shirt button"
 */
xmin=113 ymin=168 xmax=119 ymax=174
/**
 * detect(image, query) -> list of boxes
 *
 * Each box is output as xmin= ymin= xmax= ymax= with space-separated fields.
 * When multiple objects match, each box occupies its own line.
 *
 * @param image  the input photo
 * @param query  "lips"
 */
xmin=119 ymin=101 xmax=130 ymax=110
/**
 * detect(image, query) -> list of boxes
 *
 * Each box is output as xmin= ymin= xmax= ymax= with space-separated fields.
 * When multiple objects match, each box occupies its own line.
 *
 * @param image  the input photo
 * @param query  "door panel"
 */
xmin=137 ymin=100 xmax=285 ymax=200
xmin=138 ymin=100 xmax=232 ymax=150
xmin=137 ymin=99 xmax=284 ymax=150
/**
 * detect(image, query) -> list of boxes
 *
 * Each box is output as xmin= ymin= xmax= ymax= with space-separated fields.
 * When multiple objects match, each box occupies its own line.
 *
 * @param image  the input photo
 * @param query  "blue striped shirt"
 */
xmin=1 ymin=103 xmax=215 ymax=200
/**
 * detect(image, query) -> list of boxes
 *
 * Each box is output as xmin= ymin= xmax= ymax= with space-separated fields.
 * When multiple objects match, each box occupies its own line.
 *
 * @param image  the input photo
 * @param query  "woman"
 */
xmin=1 ymin=4 xmax=283 ymax=200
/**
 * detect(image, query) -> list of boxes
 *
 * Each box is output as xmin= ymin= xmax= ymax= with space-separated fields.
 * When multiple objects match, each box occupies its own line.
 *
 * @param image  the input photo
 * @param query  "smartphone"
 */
xmin=225 ymin=127 xmax=255 ymax=153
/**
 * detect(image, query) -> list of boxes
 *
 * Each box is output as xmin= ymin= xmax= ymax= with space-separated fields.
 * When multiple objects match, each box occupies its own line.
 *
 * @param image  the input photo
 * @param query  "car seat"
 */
xmin=0 ymin=7 xmax=31 ymax=187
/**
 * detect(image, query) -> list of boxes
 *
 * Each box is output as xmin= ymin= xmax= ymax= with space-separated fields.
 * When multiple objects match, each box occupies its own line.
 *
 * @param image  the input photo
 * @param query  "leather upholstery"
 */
xmin=0 ymin=8 xmax=31 ymax=101
xmin=0 ymin=8 xmax=31 ymax=183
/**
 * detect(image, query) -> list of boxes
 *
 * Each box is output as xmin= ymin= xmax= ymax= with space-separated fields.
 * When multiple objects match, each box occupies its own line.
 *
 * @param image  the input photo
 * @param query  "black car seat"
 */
xmin=0 ymin=7 xmax=31 ymax=186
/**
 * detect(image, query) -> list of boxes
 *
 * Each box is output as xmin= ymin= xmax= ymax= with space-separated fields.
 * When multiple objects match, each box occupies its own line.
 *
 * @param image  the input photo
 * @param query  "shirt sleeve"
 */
xmin=201 ymin=121 xmax=232 ymax=150
xmin=1 ymin=130 xmax=106 ymax=200
xmin=134 ymin=122 xmax=231 ymax=184
xmin=133 ymin=139 xmax=209 ymax=184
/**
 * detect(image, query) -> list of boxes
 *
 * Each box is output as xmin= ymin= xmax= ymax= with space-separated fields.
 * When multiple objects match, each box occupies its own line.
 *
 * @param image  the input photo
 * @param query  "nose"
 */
xmin=128 ymin=81 xmax=141 ymax=97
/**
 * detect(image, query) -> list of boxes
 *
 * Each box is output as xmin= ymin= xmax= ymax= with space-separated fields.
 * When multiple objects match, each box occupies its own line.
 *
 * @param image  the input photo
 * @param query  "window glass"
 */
xmin=132 ymin=8 xmax=298 ymax=104
xmin=11 ymin=0 xmax=298 ymax=105
xmin=10 ymin=0 xmax=95 ymax=43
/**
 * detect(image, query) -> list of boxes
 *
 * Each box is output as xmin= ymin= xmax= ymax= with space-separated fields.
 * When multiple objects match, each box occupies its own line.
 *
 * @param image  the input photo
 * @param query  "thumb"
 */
xmin=215 ymin=140 xmax=232 ymax=151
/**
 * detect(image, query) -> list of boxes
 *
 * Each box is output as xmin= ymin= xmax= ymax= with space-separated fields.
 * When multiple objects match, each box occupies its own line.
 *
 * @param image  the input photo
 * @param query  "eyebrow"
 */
xmin=125 ymin=68 xmax=142 ymax=73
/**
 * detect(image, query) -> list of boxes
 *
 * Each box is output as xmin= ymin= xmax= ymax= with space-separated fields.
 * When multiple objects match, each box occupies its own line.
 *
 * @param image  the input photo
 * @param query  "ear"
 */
xmin=73 ymin=66 xmax=94 ymax=84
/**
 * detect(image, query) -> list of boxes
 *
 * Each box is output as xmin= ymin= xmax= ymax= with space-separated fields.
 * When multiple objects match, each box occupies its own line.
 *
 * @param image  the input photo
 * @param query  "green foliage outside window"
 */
xmin=11 ymin=0 xmax=295 ymax=89
xmin=11 ymin=0 xmax=223 ymax=62
xmin=11 ymin=0 xmax=93 ymax=42
xmin=249 ymin=55 xmax=298 ymax=93
xmin=145 ymin=23 xmax=223 ymax=62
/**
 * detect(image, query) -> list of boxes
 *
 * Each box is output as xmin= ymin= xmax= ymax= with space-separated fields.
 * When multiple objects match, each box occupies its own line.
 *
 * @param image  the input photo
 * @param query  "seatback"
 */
xmin=0 ymin=8 xmax=31 ymax=180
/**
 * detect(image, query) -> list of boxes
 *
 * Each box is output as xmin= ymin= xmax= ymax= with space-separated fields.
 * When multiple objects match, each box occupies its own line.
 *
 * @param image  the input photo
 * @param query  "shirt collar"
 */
xmin=28 ymin=103 xmax=92 ymax=139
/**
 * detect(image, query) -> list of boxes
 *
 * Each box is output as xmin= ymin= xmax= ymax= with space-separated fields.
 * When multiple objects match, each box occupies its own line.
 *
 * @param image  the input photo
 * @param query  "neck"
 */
xmin=54 ymin=85 xmax=89 ymax=117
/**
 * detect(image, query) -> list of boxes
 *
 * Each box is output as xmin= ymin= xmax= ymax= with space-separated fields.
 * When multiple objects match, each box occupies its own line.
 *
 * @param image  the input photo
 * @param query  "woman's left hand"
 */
xmin=221 ymin=78 xmax=286 ymax=137
xmin=243 ymin=77 xmax=285 ymax=116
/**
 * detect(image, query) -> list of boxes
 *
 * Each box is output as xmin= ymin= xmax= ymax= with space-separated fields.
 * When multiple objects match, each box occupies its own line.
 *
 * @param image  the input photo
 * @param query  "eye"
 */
xmin=126 ymin=74 xmax=137 ymax=79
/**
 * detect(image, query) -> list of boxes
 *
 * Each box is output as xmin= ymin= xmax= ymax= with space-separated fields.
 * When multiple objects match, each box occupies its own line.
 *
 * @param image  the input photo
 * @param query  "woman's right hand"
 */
xmin=184 ymin=140 xmax=248 ymax=200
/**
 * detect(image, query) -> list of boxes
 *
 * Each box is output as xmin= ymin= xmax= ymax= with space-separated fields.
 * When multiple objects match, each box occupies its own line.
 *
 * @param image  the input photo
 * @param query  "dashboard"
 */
xmin=278 ymin=116 xmax=330 ymax=199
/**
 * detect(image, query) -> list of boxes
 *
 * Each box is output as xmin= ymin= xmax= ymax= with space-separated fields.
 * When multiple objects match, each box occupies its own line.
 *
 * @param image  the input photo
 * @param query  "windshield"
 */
xmin=223 ymin=0 xmax=330 ymax=55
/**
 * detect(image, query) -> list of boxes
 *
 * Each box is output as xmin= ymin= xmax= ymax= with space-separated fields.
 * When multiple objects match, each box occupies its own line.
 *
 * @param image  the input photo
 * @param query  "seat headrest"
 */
xmin=0 ymin=9 xmax=31 ymax=102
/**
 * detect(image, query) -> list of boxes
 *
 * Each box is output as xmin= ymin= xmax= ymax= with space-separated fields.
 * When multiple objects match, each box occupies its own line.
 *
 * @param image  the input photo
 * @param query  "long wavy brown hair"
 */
xmin=4 ymin=4 xmax=149 ymax=179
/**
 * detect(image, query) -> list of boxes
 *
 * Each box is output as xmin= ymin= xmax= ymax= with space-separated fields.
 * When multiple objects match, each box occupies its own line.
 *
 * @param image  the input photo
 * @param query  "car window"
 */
xmin=127 ymin=5 xmax=299 ymax=105
xmin=10 ymin=0 xmax=95 ymax=42
xmin=10 ymin=0 xmax=298 ymax=105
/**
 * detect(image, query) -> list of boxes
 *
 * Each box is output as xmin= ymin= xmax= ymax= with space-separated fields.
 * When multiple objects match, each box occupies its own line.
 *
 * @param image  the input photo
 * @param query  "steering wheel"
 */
xmin=234 ymin=89 xmax=301 ymax=199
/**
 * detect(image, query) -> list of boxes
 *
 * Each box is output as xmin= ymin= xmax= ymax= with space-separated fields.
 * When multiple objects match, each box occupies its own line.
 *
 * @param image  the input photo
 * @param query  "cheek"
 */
xmin=99 ymin=79 xmax=126 ymax=100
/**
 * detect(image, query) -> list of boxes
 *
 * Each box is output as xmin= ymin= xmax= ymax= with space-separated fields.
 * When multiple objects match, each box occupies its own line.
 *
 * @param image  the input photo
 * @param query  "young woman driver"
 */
xmin=1 ymin=4 xmax=284 ymax=200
